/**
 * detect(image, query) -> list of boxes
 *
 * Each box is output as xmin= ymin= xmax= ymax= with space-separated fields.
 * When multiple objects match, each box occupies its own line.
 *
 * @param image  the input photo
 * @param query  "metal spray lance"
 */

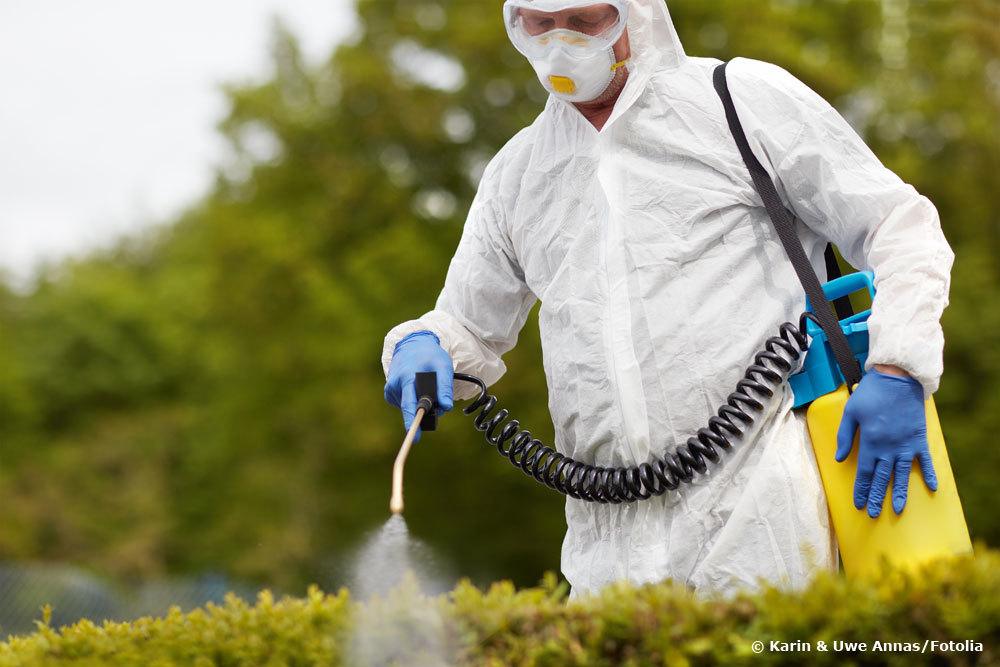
xmin=389 ymin=372 xmax=439 ymax=514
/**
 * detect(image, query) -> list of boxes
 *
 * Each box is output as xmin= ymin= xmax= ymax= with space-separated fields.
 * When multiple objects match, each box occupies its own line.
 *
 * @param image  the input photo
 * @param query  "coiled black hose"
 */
xmin=454 ymin=313 xmax=822 ymax=503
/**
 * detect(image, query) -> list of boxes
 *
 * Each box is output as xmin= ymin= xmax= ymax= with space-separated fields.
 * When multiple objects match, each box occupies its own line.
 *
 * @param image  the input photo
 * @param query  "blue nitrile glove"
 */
xmin=384 ymin=331 xmax=454 ymax=443
xmin=835 ymin=369 xmax=938 ymax=518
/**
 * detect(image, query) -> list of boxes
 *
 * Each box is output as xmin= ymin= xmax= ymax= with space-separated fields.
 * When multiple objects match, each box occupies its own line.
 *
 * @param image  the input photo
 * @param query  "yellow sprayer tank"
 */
xmin=806 ymin=386 xmax=972 ymax=577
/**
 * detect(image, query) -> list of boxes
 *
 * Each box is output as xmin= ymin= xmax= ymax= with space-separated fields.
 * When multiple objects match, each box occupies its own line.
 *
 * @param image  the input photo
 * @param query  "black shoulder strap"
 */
xmin=823 ymin=245 xmax=855 ymax=320
xmin=712 ymin=61 xmax=862 ymax=388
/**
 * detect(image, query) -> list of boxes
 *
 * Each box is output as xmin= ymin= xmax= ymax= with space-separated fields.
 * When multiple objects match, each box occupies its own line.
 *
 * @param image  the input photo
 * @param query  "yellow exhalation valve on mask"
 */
xmin=548 ymin=75 xmax=577 ymax=95
xmin=789 ymin=271 xmax=972 ymax=577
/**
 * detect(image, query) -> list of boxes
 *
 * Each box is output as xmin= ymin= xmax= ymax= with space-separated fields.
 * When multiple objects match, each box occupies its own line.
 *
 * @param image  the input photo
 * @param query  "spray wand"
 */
xmin=389 ymin=372 xmax=438 ymax=514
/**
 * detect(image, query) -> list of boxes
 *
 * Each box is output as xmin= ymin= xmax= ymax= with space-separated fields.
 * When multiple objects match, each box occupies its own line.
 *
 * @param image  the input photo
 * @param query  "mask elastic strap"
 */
xmin=610 ymin=57 xmax=630 ymax=72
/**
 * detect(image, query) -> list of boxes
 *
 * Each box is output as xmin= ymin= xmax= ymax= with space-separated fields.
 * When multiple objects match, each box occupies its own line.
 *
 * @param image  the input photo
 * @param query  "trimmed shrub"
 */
xmin=1 ymin=551 xmax=997 ymax=666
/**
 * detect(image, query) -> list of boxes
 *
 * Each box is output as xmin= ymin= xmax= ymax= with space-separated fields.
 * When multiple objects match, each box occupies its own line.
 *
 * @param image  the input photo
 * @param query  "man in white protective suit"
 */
xmin=381 ymin=0 xmax=954 ymax=596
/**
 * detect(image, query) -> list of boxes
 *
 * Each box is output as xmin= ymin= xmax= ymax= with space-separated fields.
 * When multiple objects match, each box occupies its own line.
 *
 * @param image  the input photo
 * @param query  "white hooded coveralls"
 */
xmin=382 ymin=0 xmax=954 ymax=596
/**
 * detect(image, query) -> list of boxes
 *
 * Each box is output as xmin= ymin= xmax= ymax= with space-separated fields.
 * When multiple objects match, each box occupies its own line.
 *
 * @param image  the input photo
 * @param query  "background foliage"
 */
xmin=0 ymin=0 xmax=997 ymax=600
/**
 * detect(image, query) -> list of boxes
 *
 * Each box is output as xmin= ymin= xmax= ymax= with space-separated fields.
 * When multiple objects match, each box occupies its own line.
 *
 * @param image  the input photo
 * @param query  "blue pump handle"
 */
xmin=790 ymin=270 xmax=876 ymax=407
xmin=804 ymin=271 xmax=875 ymax=336
xmin=805 ymin=271 xmax=875 ymax=311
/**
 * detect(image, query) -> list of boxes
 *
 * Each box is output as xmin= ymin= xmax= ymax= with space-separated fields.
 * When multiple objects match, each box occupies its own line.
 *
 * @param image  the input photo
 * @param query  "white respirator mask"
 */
xmin=503 ymin=0 xmax=630 ymax=103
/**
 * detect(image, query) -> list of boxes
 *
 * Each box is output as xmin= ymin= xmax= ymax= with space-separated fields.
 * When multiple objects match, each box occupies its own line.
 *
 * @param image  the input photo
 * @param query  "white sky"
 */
xmin=0 ymin=0 xmax=356 ymax=282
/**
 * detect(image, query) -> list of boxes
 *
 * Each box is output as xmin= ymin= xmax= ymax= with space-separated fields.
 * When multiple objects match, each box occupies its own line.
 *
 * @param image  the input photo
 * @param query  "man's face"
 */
xmin=504 ymin=1 xmax=631 ymax=104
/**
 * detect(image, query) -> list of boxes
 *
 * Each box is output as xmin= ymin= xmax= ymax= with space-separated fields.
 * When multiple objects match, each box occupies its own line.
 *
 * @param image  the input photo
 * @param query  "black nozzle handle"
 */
xmin=414 ymin=372 xmax=438 ymax=431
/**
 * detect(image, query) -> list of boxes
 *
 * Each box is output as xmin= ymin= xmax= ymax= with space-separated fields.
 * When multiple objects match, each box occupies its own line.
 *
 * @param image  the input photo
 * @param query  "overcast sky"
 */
xmin=0 ymin=0 xmax=356 ymax=282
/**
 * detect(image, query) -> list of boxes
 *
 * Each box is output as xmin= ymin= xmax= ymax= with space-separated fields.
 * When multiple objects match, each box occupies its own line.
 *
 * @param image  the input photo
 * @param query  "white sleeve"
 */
xmin=381 ymin=190 xmax=537 ymax=400
xmin=727 ymin=58 xmax=955 ymax=396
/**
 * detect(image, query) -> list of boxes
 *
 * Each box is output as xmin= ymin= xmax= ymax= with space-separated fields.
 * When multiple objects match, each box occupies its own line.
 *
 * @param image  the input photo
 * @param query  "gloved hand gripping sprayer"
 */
xmin=388 ymin=62 xmax=972 ymax=577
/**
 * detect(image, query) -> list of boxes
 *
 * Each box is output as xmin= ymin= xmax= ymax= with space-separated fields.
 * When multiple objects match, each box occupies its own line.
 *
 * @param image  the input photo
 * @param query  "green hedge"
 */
xmin=2 ymin=551 xmax=997 ymax=666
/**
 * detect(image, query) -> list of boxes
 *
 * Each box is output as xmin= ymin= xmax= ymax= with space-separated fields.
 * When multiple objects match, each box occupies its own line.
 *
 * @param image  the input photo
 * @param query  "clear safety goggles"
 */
xmin=503 ymin=0 xmax=629 ymax=59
